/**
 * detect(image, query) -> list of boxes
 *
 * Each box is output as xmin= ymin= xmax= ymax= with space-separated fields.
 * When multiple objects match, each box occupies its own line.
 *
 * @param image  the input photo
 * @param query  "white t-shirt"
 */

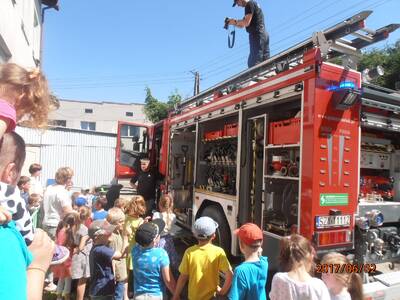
xmin=152 ymin=211 xmax=179 ymax=235
xmin=29 ymin=176 xmax=43 ymax=197
xmin=42 ymin=184 xmax=71 ymax=227
xmin=331 ymin=290 xmax=351 ymax=300
xmin=269 ymin=272 xmax=330 ymax=300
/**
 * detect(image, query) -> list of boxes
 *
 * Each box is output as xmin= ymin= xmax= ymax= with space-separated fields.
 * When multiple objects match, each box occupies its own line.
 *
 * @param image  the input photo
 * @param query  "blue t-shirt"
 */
xmin=93 ymin=210 xmax=108 ymax=221
xmin=0 ymin=221 xmax=32 ymax=300
xmin=132 ymin=245 xmax=170 ymax=296
xmin=89 ymin=244 xmax=115 ymax=296
xmin=228 ymin=256 xmax=269 ymax=300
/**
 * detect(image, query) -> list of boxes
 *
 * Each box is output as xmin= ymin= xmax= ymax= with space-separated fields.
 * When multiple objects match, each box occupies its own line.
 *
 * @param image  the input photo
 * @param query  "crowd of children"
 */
xmin=0 ymin=62 xmax=365 ymax=300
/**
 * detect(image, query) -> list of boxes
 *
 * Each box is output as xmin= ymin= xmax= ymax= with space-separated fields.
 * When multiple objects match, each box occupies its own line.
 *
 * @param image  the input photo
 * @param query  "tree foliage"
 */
xmin=143 ymin=87 xmax=182 ymax=123
xmin=358 ymin=40 xmax=400 ymax=89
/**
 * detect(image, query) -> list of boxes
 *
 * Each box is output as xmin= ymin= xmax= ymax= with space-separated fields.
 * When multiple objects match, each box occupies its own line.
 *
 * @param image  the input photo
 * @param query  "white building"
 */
xmin=0 ymin=0 xmax=43 ymax=67
xmin=49 ymin=99 xmax=149 ymax=134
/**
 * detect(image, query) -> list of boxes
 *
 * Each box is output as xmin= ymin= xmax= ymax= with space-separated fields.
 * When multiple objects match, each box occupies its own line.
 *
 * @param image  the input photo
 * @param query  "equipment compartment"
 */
xmin=263 ymin=179 xmax=299 ymax=236
xmin=196 ymin=115 xmax=238 ymax=196
xmin=268 ymin=117 xmax=300 ymax=145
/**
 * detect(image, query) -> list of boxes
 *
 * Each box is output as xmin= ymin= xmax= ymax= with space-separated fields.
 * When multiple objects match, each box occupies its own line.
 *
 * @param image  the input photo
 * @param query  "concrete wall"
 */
xmin=49 ymin=99 xmax=149 ymax=134
xmin=0 ymin=0 xmax=41 ymax=68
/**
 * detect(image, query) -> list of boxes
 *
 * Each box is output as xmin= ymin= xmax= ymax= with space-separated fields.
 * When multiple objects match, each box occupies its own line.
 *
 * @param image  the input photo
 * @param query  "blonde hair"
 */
xmin=159 ymin=194 xmax=174 ymax=231
xmin=0 ymin=63 xmax=54 ymax=128
xmin=55 ymin=167 xmax=74 ymax=185
xmin=126 ymin=195 xmax=146 ymax=217
xmin=28 ymin=193 xmax=40 ymax=205
xmin=114 ymin=198 xmax=129 ymax=211
xmin=107 ymin=207 xmax=125 ymax=225
xmin=159 ymin=194 xmax=174 ymax=213
xmin=321 ymin=252 xmax=363 ymax=300
xmin=71 ymin=191 xmax=80 ymax=202
xmin=79 ymin=206 xmax=91 ymax=222
xmin=279 ymin=234 xmax=314 ymax=272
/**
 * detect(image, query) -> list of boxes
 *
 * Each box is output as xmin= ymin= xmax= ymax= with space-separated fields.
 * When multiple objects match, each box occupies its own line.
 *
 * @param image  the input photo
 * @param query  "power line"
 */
xmin=52 ymin=75 xmax=194 ymax=88
xmin=53 ymin=78 xmax=194 ymax=90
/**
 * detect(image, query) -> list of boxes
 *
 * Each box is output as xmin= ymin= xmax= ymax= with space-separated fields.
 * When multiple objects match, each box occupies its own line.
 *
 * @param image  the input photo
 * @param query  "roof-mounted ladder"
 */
xmin=176 ymin=10 xmax=399 ymax=114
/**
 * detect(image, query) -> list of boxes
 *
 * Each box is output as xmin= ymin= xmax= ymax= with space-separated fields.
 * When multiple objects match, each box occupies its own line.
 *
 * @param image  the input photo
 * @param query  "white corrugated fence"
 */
xmin=16 ymin=126 xmax=117 ymax=189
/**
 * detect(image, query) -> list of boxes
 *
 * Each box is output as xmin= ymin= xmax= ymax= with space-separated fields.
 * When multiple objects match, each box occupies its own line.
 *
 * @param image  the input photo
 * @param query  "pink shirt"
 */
xmin=0 ymin=99 xmax=16 ymax=131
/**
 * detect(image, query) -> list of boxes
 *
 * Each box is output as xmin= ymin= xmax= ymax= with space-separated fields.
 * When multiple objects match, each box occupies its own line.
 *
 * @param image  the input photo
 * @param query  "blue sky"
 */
xmin=43 ymin=0 xmax=400 ymax=104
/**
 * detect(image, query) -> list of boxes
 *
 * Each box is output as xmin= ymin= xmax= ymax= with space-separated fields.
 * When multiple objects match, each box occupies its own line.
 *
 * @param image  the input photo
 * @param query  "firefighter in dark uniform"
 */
xmin=130 ymin=158 xmax=157 ymax=216
xmin=227 ymin=0 xmax=270 ymax=68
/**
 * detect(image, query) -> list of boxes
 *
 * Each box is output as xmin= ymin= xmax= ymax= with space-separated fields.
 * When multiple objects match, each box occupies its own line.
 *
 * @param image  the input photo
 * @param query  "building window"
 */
xmin=81 ymin=121 xmax=96 ymax=131
xmin=85 ymin=108 xmax=93 ymax=113
xmin=126 ymin=112 xmax=133 ymax=117
xmin=51 ymin=120 xmax=66 ymax=127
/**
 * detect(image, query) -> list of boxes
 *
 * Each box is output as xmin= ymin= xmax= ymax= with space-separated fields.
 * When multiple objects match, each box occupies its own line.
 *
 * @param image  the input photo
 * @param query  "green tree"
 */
xmin=167 ymin=89 xmax=182 ymax=109
xmin=358 ymin=40 xmax=400 ymax=89
xmin=143 ymin=87 xmax=182 ymax=123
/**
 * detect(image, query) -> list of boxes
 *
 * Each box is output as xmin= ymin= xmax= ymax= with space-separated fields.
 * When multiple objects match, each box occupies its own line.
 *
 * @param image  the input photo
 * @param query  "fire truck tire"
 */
xmin=201 ymin=205 xmax=232 ymax=254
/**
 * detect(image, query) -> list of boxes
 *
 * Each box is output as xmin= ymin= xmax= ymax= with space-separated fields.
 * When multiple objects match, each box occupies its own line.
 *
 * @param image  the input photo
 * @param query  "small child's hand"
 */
xmin=144 ymin=216 xmax=151 ymax=223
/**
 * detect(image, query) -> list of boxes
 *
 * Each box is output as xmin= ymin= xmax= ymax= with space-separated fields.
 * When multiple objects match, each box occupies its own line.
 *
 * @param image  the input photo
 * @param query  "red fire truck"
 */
xmin=114 ymin=11 xmax=400 ymax=298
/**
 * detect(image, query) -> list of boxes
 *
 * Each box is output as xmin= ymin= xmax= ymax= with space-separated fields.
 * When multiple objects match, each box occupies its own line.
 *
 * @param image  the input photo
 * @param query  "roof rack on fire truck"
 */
xmin=175 ymin=10 xmax=399 ymax=115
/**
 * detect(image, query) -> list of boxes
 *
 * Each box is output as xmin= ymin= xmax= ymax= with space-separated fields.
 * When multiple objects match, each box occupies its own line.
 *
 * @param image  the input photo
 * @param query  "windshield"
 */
xmin=120 ymin=124 xmax=148 ymax=153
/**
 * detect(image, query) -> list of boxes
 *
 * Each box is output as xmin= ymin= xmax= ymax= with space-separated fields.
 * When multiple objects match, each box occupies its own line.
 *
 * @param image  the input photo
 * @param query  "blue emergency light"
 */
xmin=329 ymin=81 xmax=361 ymax=110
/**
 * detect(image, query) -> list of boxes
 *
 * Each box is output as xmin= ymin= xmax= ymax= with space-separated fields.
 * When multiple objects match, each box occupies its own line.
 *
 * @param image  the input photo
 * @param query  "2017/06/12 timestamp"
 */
xmin=315 ymin=263 xmax=377 ymax=274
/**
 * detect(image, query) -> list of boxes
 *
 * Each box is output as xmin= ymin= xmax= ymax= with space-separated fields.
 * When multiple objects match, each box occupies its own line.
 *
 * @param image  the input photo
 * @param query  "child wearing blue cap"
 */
xmin=173 ymin=216 xmax=233 ymax=300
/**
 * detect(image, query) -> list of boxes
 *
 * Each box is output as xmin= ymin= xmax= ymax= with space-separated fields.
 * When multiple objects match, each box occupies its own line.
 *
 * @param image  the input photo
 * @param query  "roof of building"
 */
xmin=59 ymin=98 xmax=145 ymax=106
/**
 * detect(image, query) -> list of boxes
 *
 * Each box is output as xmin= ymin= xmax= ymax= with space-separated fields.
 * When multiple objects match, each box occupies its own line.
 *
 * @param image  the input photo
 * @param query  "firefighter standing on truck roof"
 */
xmin=227 ymin=0 xmax=270 ymax=68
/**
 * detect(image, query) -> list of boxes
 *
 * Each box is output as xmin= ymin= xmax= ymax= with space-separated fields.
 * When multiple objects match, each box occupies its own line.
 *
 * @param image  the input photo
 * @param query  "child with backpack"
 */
xmin=89 ymin=219 xmax=125 ymax=300
xmin=107 ymin=207 xmax=129 ymax=300
xmin=132 ymin=219 xmax=176 ymax=299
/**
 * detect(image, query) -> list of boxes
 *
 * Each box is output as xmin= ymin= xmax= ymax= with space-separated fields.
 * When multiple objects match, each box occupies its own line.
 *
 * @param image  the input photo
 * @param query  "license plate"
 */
xmin=316 ymin=215 xmax=351 ymax=229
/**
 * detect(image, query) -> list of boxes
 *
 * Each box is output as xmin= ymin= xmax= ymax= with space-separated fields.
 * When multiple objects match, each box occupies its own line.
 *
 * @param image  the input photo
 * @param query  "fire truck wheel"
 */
xmin=201 ymin=205 xmax=231 ymax=254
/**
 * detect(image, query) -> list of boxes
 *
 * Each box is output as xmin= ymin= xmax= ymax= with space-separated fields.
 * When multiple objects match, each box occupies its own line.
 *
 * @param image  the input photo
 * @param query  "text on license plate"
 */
xmin=316 ymin=215 xmax=351 ymax=229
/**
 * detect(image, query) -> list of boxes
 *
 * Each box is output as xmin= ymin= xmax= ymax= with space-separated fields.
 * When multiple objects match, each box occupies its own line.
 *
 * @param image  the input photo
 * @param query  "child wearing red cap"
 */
xmin=228 ymin=223 xmax=268 ymax=300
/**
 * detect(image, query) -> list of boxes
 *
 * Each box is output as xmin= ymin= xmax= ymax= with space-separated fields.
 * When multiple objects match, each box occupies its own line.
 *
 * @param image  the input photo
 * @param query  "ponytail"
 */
xmin=0 ymin=63 xmax=54 ymax=128
xmin=279 ymin=234 xmax=313 ymax=272
xmin=348 ymin=273 xmax=363 ymax=300
xmin=62 ymin=212 xmax=80 ymax=248
xmin=321 ymin=252 xmax=364 ymax=300
xmin=159 ymin=194 xmax=174 ymax=231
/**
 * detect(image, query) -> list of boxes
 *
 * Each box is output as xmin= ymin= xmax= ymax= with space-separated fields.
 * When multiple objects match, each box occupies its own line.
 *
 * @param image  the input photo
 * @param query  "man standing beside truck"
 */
xmin=227 ymin=0 xmax=270 ymax=68
xmin=130 ymin=158 xmax=157 ymax=216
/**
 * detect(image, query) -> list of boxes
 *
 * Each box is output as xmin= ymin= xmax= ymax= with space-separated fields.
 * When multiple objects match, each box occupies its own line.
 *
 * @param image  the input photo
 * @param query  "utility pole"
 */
xmin=191 ymin=71 xmax=200 ymax=96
